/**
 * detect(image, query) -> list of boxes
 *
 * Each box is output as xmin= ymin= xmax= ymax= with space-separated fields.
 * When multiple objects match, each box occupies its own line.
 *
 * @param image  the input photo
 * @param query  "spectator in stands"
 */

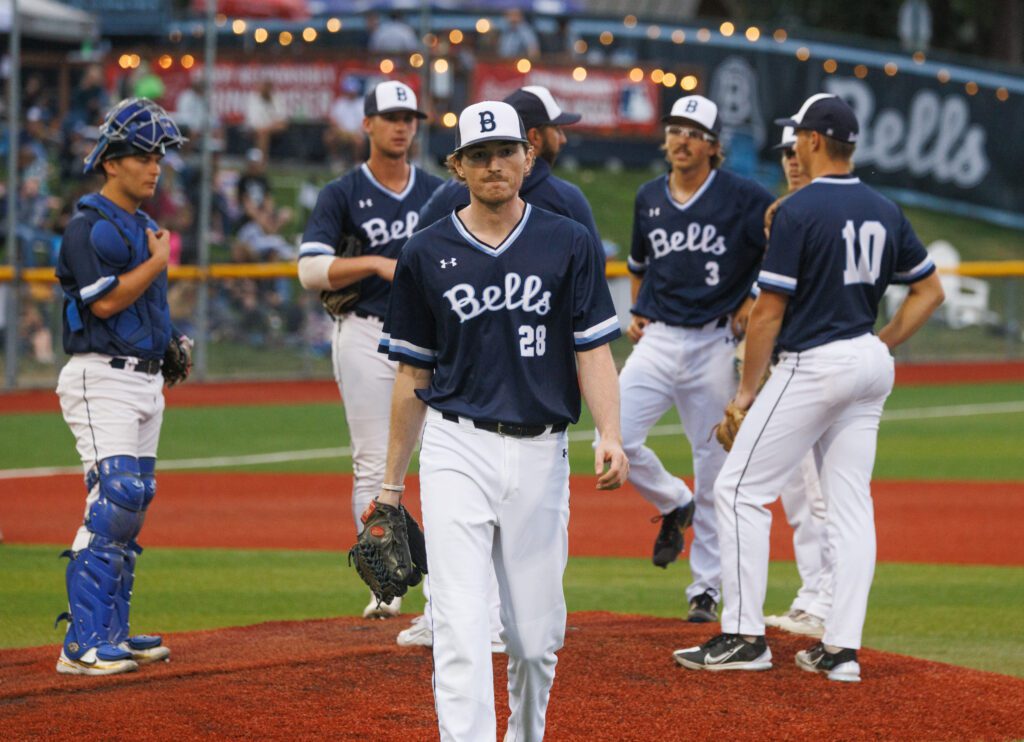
xmin=245 ymin=80 xmax=289 ymax=160
xmin=497 ymin=9 xmax=541 ymax=59
xmin=324 ymin=76 xmax=366 ymax=167
xmin=68 ymin=64 xmax=108 ymax=129
xmin=367 ymin=11 xmax=421 ymax=53
xmin=174 ymin=78 xmax=222 ymax=146
xmin=237 ymin=147 xmax=292 ymax=234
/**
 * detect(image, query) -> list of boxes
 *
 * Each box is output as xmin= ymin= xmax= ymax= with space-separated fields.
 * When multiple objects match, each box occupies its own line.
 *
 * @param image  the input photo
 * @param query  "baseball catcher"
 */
xmin=162 ymin=335 xmax=193 ymax=387
xmin=349 ymin=499 xmax=427 ymax=608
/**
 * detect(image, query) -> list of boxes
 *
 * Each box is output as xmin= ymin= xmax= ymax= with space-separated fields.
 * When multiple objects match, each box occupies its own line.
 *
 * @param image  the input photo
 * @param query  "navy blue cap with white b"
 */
xmin=775 ymin=94 xmax=858 ymax=143
xmin=453 ymin=101 xmax=528 ymax=153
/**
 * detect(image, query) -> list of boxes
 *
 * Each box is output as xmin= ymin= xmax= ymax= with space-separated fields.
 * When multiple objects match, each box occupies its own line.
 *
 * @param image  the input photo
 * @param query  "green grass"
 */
xmin=4 ymin=380 xmax=1022 ymax=478
xmin=3 ymin=544 xmax=1020 ymax=677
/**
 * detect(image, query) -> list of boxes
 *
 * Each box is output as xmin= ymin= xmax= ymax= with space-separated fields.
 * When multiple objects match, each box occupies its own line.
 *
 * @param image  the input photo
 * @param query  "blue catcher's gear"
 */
xmin=83 ymin=98 xmax=187 ymax=174
xmin=109 ymin=457 xmax=170 ymax=663
xmin=57 ymin=456 xmax=147 ymax=665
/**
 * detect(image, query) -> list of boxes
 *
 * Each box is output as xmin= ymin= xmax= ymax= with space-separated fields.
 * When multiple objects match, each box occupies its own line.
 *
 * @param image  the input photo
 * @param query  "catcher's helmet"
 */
xmin=84 ymin=98 xmax=187 ymax=174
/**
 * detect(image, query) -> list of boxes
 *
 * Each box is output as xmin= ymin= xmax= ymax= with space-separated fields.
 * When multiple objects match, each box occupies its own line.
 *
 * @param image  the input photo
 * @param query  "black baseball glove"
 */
xmin=162 ymin=335 xmax=193 ymax=387
xmin=320 ymin=232 xmax=363 ymax=319
xmin=348 ymin=500 xmax=427 ymax=608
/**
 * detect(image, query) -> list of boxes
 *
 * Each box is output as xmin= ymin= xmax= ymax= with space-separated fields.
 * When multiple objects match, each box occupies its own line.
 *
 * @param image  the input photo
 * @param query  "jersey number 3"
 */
xmin=842 ymin=220 xmax=885 ymax=286
xmin=519 ymin=325 xmax=547 ymax=357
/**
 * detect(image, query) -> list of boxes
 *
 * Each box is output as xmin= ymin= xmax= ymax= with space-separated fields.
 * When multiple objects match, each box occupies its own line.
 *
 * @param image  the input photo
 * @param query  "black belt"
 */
xmin=109 ymin=357 xmax=162 ymax=374
xmin=657 ymin=315 xmax=729 ymax=330
xmin=441 ymin=412 xmax=568 ymax=438
xmin=353 ymin=310 xmax=383 ymax=321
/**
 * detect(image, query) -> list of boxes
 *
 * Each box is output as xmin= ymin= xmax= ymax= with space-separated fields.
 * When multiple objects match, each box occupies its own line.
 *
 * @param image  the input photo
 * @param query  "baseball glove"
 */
xmin=320 ymin=232 xmax=363 ymax=319
xmin=714 ymin=401 xmax=747 ymax=452
xmin=348 ymin=500 xmax=427 ymax=607
xmin=162 ymin=335 xmax=193 ymax=387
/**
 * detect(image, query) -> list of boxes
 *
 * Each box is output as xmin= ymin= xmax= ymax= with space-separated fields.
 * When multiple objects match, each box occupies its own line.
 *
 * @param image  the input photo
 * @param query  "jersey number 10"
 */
xmin=842 ymin=220 xmax=886 ymax=286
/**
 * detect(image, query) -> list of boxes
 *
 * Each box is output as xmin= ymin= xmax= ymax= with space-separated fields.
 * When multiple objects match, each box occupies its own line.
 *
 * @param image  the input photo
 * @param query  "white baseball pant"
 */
xmin=779 ymin=454 xmax=834 ymax=620
xmin=57 ymin=353 xmax=165 ymax=551
xmin=619 ymin=319 xmax=735 ymax=601
xmin=333 ymin=313 xmax=397 ymax=533
xmin=419 ymin=409 xmax=570 ymax=742
xmin=716 ymin=333 xmax=894 ymax=649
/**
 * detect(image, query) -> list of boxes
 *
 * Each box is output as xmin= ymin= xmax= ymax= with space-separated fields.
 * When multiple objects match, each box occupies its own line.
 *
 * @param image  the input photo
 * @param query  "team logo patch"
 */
xmin=479 ymin=111 xmax=496 ymax=132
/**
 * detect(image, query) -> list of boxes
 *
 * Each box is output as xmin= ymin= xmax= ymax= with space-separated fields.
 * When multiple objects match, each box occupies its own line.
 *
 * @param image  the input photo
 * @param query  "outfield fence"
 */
xmin=1 ymin=260 xmax=1022 ymax=390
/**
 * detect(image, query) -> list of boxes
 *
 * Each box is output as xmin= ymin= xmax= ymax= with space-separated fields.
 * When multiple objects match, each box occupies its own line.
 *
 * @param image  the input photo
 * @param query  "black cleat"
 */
xmin=795 ymin=642 xmax=861 ymax=682
xmin=651 ymin=500 xmax=695 ymax=568
xmin=687 ymin=590 xmax=718 ymax=623
xmin=674 ymin=633 xmax=772 ymax=671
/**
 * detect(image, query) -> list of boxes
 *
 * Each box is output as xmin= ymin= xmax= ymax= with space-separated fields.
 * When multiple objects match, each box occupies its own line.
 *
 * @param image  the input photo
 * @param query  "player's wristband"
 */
xmin=380 ymin=483 xmax=406 ymax=493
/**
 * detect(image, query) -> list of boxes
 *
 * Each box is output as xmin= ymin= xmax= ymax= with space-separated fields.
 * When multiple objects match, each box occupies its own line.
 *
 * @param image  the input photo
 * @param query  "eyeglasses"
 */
xmin=782 ymin=148 xmax=796 ymax=159
xmin=664 ymin=125 xmax=717 ymax=142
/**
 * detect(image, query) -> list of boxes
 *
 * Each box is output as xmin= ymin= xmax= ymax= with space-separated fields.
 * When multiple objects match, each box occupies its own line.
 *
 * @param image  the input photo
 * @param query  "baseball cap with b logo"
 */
xmin=775 ymin=94 xmax=858 ymax=143
xmin=452 ymin=101 xmax=529 ymax=153
xmin=662 ymin=95 xmax=722 ymax=136
xmin=364 ymin=80 xmax=427 ymax=119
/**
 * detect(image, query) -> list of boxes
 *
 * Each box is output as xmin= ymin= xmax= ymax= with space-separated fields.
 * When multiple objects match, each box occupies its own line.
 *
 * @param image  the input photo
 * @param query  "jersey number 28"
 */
xmin=842 ymin=220 xmax=885 ymax=286
xmin=519 ymin=325 xmax=547 ymax=357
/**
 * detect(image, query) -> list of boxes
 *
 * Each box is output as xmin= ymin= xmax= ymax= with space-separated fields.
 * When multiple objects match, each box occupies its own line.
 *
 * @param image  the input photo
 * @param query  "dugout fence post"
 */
xmin=3 ymin=0 xmax=22 ymax=390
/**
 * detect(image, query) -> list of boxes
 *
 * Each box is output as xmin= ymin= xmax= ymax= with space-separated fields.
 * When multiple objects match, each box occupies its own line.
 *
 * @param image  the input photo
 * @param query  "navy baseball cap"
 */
xmin=502 ymin=86 xmax=582 ymax=130
xmin=662 ymin=95 xmax=722 ymax=136
xmin=775 ymin=94 xmax=859 ymax=143
xmin=453 ymin=101 xmax=528 ymax=154
xmin=364 ymin=81 xmax=427 ymax=119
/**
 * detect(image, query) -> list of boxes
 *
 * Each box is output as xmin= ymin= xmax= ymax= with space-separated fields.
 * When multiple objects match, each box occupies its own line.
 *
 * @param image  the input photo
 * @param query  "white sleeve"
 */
xmin=298 ymin=254 xmax=335 ymax=291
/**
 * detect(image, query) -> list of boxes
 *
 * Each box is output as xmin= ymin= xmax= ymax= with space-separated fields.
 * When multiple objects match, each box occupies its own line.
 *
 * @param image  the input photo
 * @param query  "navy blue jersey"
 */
xmin=417 ymin=158 xmax=601 ymax=246
xmin=57 ymin=194 xmax=171 ymax=359
xmin=628 ymin=169 xmax=774 ymax=326
xmin=380 ymin=205 xmax=619 ymax=425
xmin=299 ymin=163 xmax=444 ymax=318
xmin=760 ymin=176 xmax=935 ymax=353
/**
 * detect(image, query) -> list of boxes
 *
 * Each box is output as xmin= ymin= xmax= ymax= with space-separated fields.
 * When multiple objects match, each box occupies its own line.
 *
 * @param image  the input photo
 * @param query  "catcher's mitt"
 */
xmin=348 ymin=500 xmax=427 ymax=608
xmin=162 ymin=335 xmax=193 ymax=387
xmin=320 ymin=232 xmax=363 ymax=319
xmin=714 ymin=401 xmax=747 ymax=452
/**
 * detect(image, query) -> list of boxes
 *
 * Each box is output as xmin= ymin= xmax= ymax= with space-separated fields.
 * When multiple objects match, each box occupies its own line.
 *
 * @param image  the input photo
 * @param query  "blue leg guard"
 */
xmin=58 ymin=456 xmax=146 ymax=661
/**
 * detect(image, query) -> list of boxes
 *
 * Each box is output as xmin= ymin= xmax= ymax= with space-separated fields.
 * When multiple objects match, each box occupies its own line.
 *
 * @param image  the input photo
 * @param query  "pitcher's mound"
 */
xmin=2 ymin=612 xmax=1022 ymax=741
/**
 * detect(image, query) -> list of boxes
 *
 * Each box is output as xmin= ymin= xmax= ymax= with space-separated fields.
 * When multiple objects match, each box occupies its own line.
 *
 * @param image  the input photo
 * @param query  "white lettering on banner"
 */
xmin=825 ymin=78 xmax=989 ymax=189
xmin=648 ymin=224 xmax=727 ymax=259
xmin=361 ymin=212 xmax=419 ymax=248
xmin=443 ymin=273 xmax=552 ymax=323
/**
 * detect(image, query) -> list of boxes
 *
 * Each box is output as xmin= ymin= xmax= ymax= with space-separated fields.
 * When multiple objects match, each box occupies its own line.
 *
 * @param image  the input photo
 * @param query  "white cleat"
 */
xmin=775 ymin=610 xmax=826 ymax=638
xmin=56 ymin=648 xmax=139 ymax=676
xmin=363 ymin=592 xmax=402 ymax=619
xmin=121 ymin=641 xmax=171 ymax=664
xmin=396 ymin=615 xmax=433 ymax=647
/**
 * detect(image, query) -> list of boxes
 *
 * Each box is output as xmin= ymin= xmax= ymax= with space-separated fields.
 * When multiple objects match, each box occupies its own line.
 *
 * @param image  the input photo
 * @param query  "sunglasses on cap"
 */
xmin=664 ymin=125 xmax=717 ymax=142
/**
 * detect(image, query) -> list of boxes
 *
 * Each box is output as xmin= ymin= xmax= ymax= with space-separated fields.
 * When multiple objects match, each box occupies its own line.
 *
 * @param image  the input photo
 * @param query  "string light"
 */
xmin=118 ymin=54 xmax=131 ymax=69
xmin=662 ymin=72 xmax=677 ymax=87
xmin=254 ymin=28 xmax=268 ymax=43
xmin=574 ymin=39 xmax=588 ymax=54
xmin=129 ymin=53 xmax=141 ymax=68
xmin=279 ymin=31 xmax=293 ymax=46
xmin=380 ymin=58 xmax=394 ymax=73
xmin=996 ymin=87 xmax=1009 ymax=102
xmin=600 ymin=31 xmax=614 ymax=45
xmin=572 ymin=67 xmax=587 ymax=81
xmin=409 ymin=53 xmax=424 ymax=68
xmin=215 ymin=14 xmax=226 ymax=25
xmin=434 ymin=59 xmax=449 ymax=74
xmin=646 ymin=25 xmax=661 ymax=40
xmin=937 ymin=68 xmax=950 ymax=83
xmin=671 ymin=29 xmax=685 ymax=44
xmin=823 ymin=59 xmax=837 ymax=73
xmin=745 ymin=27 xmax=760 ymax=42
xmin=623 ymin=15 xmax=637 ymax=28
xmin=884 ymin=61 xmax=898 ymax=76
xmin=912 ymin=51 xmax=926 ymax=64
xmin=442 ymin=113 xmax=457 ymax=127
xmin=232 ymin=19 xmax=246 ymax=34
xmin=965 ymin=81 xmax=979 ymax=95
xmin=628 ymin=67 xmax=644 ymax=83
xmin=650 ymin=68 xmax=664 ymax=83
xmin=181 ymin=55 xmax=195 ymax=69
xmin=773 ymin=28 xmax=787 ymax=42
xmin=680 ymin=75 xmax=698 ymax=91
xmin=719 ymin=21 xmax=734 ymax=36
xmin=303 ymin=27 xmax=317 ymax=42
xmin=158 ymin=54 xmax=173 ymax=69
xmin=476 ymin=18 xmax=490 ymax=33
xmin=450 ymin=29 xmax=463 ymax=44
xmin=854 ymin=64 xmax=868 ymax=78
xmin=795 ymin=46 xmax=810 ymax=61
xmin=326 ymin=18 xmax=342 ymax=33
xmin=516 ymin=59 xmax=531 ymax=73
xmin=696 ymin=28 xmax=711 ymax=42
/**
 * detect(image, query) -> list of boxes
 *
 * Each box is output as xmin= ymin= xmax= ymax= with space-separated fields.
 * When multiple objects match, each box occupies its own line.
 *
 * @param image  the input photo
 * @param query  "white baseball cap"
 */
xmin=662 ymin=94 xmax=722 ymax=136
xmin=453 ymin=101 xmax=529 ymax=153
xmin=364 ymin=80 xmax=427 ymax=119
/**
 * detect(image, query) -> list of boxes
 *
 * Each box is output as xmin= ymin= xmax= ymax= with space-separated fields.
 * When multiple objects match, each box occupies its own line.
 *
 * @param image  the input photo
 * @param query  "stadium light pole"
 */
xmin=4 ymin=0 xmax=21 ymax=389
xmin=193 ymin=0 xmax=217 ymax=381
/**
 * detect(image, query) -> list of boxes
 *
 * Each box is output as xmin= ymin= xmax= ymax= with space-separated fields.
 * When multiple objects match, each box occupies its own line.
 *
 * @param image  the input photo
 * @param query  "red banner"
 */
xmin=105 ymin=61 xmax=421 ymax=125
xmin=471 ymin=62 xmax=660 ymax=136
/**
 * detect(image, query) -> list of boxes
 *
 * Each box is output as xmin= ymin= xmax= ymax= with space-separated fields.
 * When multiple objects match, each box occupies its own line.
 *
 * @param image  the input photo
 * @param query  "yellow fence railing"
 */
xmin=3 ymin=260 xmax=1024 ymax=284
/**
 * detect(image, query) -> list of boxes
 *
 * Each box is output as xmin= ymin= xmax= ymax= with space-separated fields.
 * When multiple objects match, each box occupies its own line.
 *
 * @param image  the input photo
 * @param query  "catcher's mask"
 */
xmin=84 ymin=98 xmax=188 ymax=174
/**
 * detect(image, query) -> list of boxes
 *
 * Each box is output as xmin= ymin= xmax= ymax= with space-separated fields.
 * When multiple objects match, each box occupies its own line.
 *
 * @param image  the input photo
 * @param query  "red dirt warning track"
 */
xmin=1 ymin=614 xmax=1022 ymax=741
xmin=2 ymin=474 xmax=1022 ymax=565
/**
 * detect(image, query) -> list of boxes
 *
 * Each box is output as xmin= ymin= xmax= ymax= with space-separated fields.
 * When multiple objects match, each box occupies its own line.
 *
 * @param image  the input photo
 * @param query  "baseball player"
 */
xmin=377 ymin=101 xmax=627 ymax=741
xmin=761 ymin=122 xmax=833 ymax=638
xmin=418 ymin=85 xmax=600 ymax=243
xmin=54 ymin=98 xmax=188 ymax=675
xmin=674 ymin=94 xmax=944 ymax=681
xmin=620 ymin=95 xmax=773 ymax=622
xmin=397 ymin=85 xmax=599 ymax=650
xmin=297 ymin=81 xmax=443 ymax=619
